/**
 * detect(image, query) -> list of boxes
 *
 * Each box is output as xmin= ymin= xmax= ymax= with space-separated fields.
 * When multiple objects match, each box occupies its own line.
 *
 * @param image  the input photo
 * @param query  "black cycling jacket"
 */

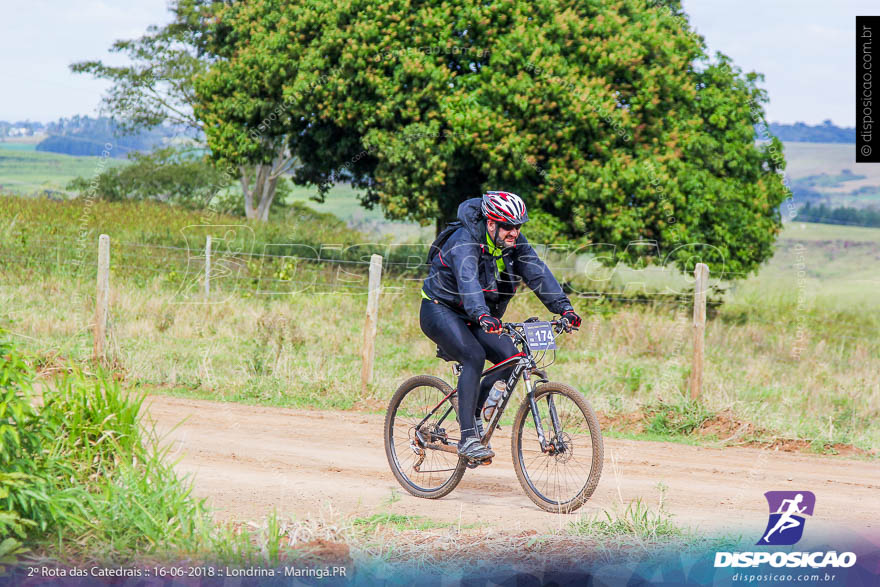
xmin=422 ymin=198 xmax=574 ymax=321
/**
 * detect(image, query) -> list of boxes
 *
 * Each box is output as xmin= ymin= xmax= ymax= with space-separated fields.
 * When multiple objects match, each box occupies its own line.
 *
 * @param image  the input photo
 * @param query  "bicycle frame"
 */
xmin=414 ymin=320 xmax=569 ymax=455
xmin=481 ymin=323 xmax=561 ymax=454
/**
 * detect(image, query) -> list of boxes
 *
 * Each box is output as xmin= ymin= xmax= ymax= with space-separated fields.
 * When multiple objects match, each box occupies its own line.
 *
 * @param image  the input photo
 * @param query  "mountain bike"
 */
xmin=383 ymin=317 xmax=603 ymax=513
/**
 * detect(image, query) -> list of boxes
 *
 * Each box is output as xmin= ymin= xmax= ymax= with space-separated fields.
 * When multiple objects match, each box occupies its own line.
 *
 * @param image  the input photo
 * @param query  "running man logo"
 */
xmin=758 ymin=491 xmax=816 ymax=546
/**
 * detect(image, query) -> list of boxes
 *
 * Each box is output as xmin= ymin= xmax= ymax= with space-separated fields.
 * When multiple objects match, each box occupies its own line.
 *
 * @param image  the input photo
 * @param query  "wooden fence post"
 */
xmin=205 ymin=235 xmax=212 ymax=298
xmin=93 ymin=234 xmax=110 ymax=362
xmin=361 ymin=254 xmax=383 ymax=393
xmin=690 ymin=263 xmax=709 ymax=399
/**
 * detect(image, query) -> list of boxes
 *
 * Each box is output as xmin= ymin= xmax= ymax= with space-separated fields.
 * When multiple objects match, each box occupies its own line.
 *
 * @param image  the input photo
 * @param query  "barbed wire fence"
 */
xmin=4 ymin=232 xmax=875 ymax=394
xmin=5 ymin=233 xmax=744 ymax=301
xmin=5 ymin=233 xmax=725 ymax=396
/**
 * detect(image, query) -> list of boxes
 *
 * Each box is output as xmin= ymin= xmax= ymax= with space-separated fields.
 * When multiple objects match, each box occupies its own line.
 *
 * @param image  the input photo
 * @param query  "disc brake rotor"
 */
xmin=552 ymin=432 xmax=574 ymax=463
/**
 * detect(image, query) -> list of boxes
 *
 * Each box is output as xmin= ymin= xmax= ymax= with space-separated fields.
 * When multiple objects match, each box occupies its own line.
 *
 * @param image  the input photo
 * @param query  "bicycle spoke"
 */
xmin=388 ymin=381 xmax=463 ymax=493
xmin=516 ymin=390 xmax=598 ymax=508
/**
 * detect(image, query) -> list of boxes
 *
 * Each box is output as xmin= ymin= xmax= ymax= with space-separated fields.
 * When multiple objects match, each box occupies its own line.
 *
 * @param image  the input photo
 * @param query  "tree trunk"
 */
xmin=240 ymin=165 xmax=255 ymax=218
xmin=240 ymin=163 xmax=274 ymax=220
xmin=436 ymin=197 xmax=460 ymax=236
xmin=239 ymin=148 xmax=294 ymax=222
xmin=257 ymin=174 xmax=279 ymax=221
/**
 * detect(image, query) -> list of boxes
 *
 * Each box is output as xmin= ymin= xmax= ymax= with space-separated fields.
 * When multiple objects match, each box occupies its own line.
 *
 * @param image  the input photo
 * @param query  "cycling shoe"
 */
xmin=458 ymin=437 xmax=495 ymax=461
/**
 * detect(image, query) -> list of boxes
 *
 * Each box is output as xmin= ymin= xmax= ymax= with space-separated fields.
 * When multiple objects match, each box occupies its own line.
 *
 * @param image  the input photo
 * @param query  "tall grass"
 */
xmin=568 ymin=498 xmax=687 ymax=545
xmin=2 ymin=333 xmax=370 ymax=564
xmin=42 ymin=372 xmax=216 ymax=562
xmin=0 ymin=335 xmax=216 ymax=561
xmin=1 ymin=338 xmax=61 ymax=540
xmin=0 ymin=192 xmax=363 ymax=250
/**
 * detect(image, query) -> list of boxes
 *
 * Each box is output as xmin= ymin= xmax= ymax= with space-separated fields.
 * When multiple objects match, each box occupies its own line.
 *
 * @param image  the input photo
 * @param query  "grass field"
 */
xmin=781 ymin=142 xmax=871 ymax=179
xmin=286 ymin=184 xmax=433 ymax=242
xmin=3 ymin=140 xmax=875 ymax=237
xmin=0 ymin=146 xmax=124 ymax=195
xmin=0 ymin=144 xmax=431 ymax=240
xmin=1 ymin=142 xmax=878 ymax=457
xmin=782 ymin=142 xmax=880 ymax=208
xmin=0 ymin=141 xmax=37 ymax=151
xmin=1 ymin=193 xmax=877 ymax=453
xmin=735 ymin=221 xmax=880 ymax=296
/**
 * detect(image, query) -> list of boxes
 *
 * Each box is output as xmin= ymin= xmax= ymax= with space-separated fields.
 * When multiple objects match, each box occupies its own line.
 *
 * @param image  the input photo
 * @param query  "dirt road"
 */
xmin=146 ymin=395 xmax=880 ymax=538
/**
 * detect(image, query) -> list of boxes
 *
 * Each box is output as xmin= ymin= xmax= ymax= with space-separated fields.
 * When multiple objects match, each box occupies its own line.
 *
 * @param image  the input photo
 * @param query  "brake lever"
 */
xmin=553 ymin=321 xmax=579 ymax=334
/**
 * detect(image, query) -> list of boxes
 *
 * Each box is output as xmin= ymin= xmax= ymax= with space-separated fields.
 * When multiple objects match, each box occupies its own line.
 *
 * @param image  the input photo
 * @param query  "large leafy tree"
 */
xmin=198 ymin=0 xmax=788 ymax=273
xmin=71 ymin=0 xmax=294 ymax=221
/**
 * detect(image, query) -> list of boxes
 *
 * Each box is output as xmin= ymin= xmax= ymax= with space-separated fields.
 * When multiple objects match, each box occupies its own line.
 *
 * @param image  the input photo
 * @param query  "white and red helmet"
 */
xmin=481 ymin=191 xmax=528 ymax=225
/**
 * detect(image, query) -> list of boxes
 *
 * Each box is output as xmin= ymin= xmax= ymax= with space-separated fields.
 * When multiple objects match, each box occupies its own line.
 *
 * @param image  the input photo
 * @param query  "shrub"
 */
xmin=0 ymin=333 xmax=214 ymax=561
xmin=65 ymin=146 xmax=291 ymax=216
xmin=0 ymin=337 xmax=72 ymax=540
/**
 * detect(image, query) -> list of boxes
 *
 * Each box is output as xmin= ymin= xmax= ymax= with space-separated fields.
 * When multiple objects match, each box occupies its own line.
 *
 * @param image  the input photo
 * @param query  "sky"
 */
xmin=681 ymin=0 xmax=876 ymax=127
xmin=0 ymin=0 xmax=874 ymax=126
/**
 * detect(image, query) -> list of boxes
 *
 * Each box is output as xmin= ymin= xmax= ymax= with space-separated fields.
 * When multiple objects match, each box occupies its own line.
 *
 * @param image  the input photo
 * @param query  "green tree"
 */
xmin=70 ymin=0 xmax=294 ymax=221
xmin=197 ymin=0 xmax=788 ymax=274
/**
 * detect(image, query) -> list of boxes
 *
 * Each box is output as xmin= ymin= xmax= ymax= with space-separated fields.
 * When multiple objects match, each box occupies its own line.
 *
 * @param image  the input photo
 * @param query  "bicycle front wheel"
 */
xmin=384 ymin=375 xmax=467 ymax=499
xmin=511 ymin=382 xmax=603 ymax=513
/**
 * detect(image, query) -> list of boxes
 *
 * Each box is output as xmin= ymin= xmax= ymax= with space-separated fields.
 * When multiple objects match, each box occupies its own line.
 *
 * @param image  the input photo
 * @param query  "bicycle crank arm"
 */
xmin=424 ymin=442 xmax=459 ymax=455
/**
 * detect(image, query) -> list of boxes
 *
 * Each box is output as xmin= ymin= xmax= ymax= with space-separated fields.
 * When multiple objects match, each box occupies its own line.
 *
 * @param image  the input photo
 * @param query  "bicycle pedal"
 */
xmin=464 ymin=455 xmax=493 ymax=468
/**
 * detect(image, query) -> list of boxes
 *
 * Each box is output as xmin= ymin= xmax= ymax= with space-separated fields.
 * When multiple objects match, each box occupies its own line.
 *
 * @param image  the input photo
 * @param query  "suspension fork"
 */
xmin=526 ymin=373 xmax=565 ymax=454
xmin=546 ymin=394 xmax=565 ymax=452
xmin=524 ymin=375 xmax=551 ymax=453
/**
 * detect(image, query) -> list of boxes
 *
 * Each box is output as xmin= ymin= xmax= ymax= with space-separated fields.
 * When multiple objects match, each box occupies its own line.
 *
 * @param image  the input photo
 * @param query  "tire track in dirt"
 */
xmin=146 ymin=395 xmax=880 ymax=537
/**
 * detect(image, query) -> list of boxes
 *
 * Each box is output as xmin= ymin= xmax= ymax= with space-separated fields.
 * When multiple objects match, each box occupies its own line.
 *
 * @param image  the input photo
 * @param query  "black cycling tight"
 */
xmin=419 ymin=299 xmax=518 ymax=441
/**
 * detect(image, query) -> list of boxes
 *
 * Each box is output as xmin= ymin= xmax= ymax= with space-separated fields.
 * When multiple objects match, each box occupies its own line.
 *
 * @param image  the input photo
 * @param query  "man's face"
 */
xmin=487 ymin=219 xmax=522 ymax=249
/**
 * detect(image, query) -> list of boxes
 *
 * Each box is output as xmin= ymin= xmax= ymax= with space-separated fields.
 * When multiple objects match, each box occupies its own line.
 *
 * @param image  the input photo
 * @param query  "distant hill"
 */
xmin=767 ymin=120 xmax=853 ymax=143
xmin=34 ymin=116 xmax=182 ymax=158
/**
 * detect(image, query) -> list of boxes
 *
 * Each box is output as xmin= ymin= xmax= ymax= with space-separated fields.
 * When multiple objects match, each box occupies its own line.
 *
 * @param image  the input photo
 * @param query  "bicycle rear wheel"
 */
xmin=384 ymin=375 xmax=467 ymax=499
xmin=511 ymin=382 xmax=603 ymax=513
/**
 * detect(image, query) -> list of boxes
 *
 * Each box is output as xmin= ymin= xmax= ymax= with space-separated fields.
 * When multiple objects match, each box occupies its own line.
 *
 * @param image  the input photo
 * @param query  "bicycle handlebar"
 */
xmin=502 ymin=318 xmax=579 ymax=336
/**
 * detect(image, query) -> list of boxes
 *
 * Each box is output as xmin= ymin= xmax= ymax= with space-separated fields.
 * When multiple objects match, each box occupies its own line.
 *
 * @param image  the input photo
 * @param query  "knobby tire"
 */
xmin=511 ymin=382 xmax=603 ymax=513
xmin=384 ymin=375 xmax=467 ymax=499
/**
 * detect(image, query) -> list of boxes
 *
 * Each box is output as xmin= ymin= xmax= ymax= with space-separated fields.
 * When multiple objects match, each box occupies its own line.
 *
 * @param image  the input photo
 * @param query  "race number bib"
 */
xmin=523 ymin=321 xmax=556 ymax=350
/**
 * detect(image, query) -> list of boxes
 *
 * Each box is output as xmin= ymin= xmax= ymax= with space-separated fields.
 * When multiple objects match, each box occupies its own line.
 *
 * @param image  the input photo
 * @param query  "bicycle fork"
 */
xmin=525 ymin=377 xmax=566 ymax=455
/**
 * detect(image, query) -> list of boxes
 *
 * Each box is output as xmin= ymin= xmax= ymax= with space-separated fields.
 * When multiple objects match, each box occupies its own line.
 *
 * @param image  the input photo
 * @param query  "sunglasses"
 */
xmin=498 ymin=222 xmax=522 ymax=231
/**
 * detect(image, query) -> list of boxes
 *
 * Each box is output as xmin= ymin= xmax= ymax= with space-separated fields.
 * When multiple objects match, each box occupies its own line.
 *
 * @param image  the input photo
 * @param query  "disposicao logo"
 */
xmin=759 ymin=490 xmax=815 ymax=546
xmin=714 ymin=491 xmax=857 ymax=569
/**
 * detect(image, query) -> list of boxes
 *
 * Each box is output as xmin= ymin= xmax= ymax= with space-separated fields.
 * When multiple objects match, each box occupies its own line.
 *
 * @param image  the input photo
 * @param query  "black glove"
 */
xmin=478 ymin=314 xmax=503 ymax=334
xmin=560 ymin=309 xmax=581 ymax=331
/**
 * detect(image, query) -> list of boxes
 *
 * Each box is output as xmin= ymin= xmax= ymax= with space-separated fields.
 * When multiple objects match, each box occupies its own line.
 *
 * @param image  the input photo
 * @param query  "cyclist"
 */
xmin=420 ymin=191 xmax=581 ymax=462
